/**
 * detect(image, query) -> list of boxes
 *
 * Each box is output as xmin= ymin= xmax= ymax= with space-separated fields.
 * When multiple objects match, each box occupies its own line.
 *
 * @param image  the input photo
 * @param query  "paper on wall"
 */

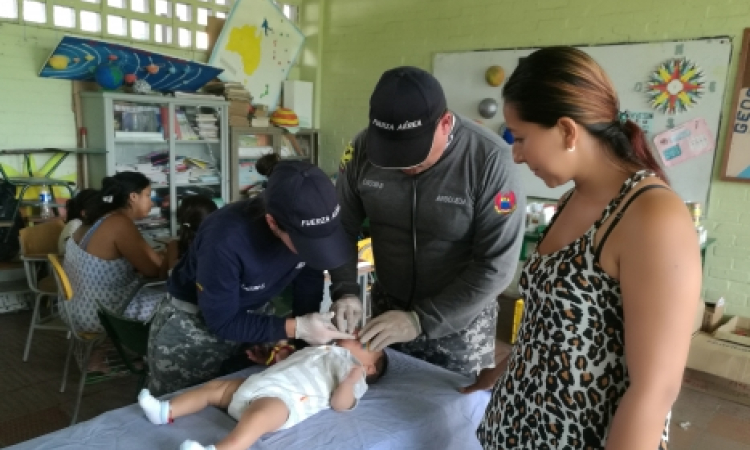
xmin=652 ymin=117 xmax=715 ymax=167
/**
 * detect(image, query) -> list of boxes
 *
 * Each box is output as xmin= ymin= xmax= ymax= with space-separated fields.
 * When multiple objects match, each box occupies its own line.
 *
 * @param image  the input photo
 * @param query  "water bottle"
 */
xmin=39 ymin=186 xmax=52 ymax=219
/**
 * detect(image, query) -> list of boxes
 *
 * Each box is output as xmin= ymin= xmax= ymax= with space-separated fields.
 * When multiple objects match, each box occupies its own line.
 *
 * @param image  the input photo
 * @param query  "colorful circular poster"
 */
xmin=646 ymin=58 xmax=705 ymax=115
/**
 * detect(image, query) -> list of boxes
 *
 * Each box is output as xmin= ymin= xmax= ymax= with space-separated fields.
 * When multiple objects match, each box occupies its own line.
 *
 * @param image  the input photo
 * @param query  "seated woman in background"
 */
xmin=64 ymin=171 xmax=165 ymax=334
xmin=58 ymin=189 xmax=97 ymax=255
xmin=159 ymin=195 xmax=217 ymax=278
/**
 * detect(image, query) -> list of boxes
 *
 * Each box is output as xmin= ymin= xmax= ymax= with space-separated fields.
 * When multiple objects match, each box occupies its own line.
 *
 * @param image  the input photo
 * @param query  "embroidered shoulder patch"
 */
xmin=339 ymin=142 xmax=355 ymax=173
xmin=494 ymin=191 xmax=517 ymax=215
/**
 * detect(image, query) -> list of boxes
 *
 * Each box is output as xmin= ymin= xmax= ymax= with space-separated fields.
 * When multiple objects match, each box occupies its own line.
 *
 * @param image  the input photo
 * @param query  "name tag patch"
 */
xmin=241 ymin=283 xmax=266 ymax=292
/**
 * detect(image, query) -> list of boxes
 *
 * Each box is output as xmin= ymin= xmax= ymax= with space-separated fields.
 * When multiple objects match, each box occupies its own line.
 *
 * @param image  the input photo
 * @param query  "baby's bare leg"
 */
xmin=170 ymin=379 xmax=244 ymax=420
xmin=215 ymin=397 xmax=289 ymax=450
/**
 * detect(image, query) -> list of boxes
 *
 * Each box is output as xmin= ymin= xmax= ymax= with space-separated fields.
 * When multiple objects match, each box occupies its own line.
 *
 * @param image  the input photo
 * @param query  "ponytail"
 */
xmin=83 ymin=171 xmax=150 ymax=225
xmin=255 ymin=153 xmax=281 ymax=177
xmin=176 ymin=195 xmax=217 ymax=257
xmin=66 ymin=188 xmax=98 ymax=223
xmin=621 ymin=120 xmax=669 ymax=184
xmin=584 ymin=120 xmax=669 ymax=184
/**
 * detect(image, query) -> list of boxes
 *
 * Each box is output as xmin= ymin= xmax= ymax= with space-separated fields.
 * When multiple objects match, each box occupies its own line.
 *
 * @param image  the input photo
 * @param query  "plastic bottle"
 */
xmin=39 ymin=186 xmax=52 ymax=219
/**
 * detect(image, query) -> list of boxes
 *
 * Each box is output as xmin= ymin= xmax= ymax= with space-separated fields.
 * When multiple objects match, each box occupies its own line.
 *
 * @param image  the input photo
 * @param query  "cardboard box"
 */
xmin=283 ymin=80 xmax=313 ymax=128
xmin=683 ymin=369 xmax=750 ymax=407
xmin=693 ymin=299 xmax=705 ymax=335
xmin=686 ymin=332 xmax=750 ymax=384
xmin=715 ymin=316 xmax=750 ymax=347
xmin=702 ymin=297 xmax=725 ymax=333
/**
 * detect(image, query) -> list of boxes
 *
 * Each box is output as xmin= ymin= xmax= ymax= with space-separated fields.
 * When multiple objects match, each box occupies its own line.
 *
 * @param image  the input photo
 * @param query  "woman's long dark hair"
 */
xmin=177 ymin=195 xmax=217 ymax=257
xmin=65 ymin=189 xmax=98 ymax=223
xmin=83 ymin=171 xmax=151 ymax=225
xmin=503 ymin=46 xmax=668 ymax=183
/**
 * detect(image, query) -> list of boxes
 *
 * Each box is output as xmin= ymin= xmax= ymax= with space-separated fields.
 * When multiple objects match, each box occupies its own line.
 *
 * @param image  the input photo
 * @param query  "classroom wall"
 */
xmin=0 ymin=23 xmax=211 ymax=148
xmin=0 ymin=22 xmax=207 ymax=189
xmin=315 ymin=0 xmax=750 ymax=316
xmin=0 ymin=7 xmax=315 ymax=192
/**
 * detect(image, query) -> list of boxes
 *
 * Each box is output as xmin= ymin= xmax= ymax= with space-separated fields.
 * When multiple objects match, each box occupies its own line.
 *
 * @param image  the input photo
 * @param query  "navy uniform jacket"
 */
xmin=168 ymin=198 xmax=324 ymax=343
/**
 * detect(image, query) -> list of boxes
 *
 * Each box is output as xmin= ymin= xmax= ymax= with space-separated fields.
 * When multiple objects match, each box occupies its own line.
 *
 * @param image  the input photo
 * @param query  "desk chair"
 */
xmin=48 ymin=254 xmax=129 ymax=425
xmin=20 ymin=219 xmax=66 ymax=361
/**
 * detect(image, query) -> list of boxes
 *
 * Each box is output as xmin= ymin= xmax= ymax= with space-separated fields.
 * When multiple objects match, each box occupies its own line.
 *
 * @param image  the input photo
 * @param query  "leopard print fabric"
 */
xmin=477 ymin=171 xmax=669 ymax=449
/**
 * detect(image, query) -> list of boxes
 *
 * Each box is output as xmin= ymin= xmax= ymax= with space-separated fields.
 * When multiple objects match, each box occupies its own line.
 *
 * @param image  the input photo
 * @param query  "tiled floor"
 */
xmin=1 ymin=309 xmax=750 ymax=449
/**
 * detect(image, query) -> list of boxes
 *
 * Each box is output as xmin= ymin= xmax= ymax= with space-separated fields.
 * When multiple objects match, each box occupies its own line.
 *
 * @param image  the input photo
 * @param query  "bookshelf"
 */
xmin=79 ymin=92 xmax=230 ymax=240
xmin=229 ymin=127 xmax=318 ymax=201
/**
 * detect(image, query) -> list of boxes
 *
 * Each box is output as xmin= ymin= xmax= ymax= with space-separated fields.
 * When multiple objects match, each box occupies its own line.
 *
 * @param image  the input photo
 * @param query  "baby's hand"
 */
xmin=343 ymin=366 xmax=365 ymax=384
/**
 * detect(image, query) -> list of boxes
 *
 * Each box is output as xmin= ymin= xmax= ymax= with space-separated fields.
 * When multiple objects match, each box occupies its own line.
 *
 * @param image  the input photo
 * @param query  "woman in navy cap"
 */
xmin=147 ymin=156 xmax=355 ymax=396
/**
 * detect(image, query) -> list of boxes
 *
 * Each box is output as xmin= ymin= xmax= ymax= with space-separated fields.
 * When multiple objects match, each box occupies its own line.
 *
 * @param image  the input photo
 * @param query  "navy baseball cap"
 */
xmin=366 ymin=66 xmax=447 ymax=169
xmin=264 ymin=161 xmax=353 ymax=270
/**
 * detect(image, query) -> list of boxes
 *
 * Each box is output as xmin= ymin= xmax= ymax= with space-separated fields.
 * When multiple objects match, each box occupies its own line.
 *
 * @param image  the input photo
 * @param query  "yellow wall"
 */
xmin=314 ymin=0 xmax=750 ymax=315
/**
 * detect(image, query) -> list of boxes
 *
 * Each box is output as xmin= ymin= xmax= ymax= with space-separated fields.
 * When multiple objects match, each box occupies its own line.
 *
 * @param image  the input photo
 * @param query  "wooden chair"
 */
xmin=20 ymin=219 xmax=66 ymax=361
xmin=48 ymin=253 xmax=129 ymax=425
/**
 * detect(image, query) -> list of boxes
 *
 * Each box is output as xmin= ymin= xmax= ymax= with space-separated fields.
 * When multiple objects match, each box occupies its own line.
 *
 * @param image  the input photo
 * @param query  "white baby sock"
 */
xmin=179 ymin=440 xmax=216 ymax=450
xmin=138 ymin=388 xmax=171 ymax=425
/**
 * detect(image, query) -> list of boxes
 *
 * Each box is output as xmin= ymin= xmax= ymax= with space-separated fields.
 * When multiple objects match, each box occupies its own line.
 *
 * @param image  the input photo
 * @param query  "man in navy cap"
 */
xmin=330 ymin=66 xmax=524 ymax=391
xmin=149 ymin=160 xmax=355 ymax=396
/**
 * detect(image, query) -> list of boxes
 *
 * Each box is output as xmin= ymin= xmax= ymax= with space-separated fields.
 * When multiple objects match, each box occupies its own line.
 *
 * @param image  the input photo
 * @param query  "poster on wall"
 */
xmin=38 ymin=35 xmax=223 ymax=92
xmin=625 ymin=111 xmax=655 ymax=133
xmin=722 ymin=28 xmax=750 ymax=181
xmin=207 ymin=0 xmax=305 ymax=109
xmin=653 ymin=118 xmax=715 ymax=167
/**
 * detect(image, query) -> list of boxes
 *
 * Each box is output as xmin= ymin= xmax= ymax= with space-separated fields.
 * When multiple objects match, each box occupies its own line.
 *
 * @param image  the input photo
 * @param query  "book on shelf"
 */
xmin=184 ymin=157 xmax=211 ymax=169
xmin=173 ymin=91 xmax=224 ymax=100
xmin=202 ymin=81 xmax=244 ymax=92
xmin=115 ymin=131 xmax=164 ymax=140
xmin=176 ymin=111 xmax=199 ymax=140
xmin=229 ymin=117 xmax=250 ymax=127
xmin=251 ymin=117 xmax=271 ymax=127
xmin=229 ymin=101 xmax=251 ymax=115
xmin=159 ymin=106 xmax=182 ymax=140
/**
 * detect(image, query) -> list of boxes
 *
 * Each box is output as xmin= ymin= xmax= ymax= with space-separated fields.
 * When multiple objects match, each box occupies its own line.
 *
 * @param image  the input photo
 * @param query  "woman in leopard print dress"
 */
xmin=477 ymin=47 xmax=702 ymax=449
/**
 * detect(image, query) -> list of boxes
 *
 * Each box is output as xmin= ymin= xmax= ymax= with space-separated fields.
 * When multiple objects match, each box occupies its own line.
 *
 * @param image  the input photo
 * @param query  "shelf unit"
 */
xmin=229 ymin=127 xmax=318 ymax=201
xmin=80 ymin=92 xmax=230 ymax=239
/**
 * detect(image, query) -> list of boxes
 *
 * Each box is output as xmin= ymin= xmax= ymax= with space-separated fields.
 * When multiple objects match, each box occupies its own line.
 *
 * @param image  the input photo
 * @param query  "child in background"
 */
xmin=58 ymin=189 xmax=98 ymax=255
xmin=159 ymin=195 xmax=217 ymax=277
xmin=138 ymin=338 xmax=387 ymax=450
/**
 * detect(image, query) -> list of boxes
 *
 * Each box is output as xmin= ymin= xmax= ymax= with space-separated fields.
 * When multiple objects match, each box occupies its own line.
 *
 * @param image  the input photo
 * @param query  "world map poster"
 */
xmin=208 ymin=0 xmax=305 ymax=108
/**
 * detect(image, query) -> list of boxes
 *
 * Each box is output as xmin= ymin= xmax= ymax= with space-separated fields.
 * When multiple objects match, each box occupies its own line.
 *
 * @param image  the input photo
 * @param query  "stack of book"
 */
xmin=203 ymin=81 xmax=252 ymax=127
xmin=117 ymin=154 xmax=221 ymax=187
xmin=251 ymin=105 xmax=270 ymax=127
xmin=193 ymin=113 xmax=218 ymax=140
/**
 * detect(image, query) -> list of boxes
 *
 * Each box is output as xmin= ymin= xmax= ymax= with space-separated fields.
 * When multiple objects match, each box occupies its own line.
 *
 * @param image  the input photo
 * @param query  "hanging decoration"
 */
xmin=646 ymin=58 xmax=705 ymax=115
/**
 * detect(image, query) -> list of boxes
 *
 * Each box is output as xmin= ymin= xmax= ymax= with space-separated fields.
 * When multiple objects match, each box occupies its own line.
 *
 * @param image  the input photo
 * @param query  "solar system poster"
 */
xmin=39 ymin=35 xmax=223 ymax=93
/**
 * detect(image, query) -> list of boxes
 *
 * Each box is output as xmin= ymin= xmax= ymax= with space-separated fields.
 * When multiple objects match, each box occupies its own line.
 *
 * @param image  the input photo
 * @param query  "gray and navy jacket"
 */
xmin=330 ymin=113 xmax=525 ymax=339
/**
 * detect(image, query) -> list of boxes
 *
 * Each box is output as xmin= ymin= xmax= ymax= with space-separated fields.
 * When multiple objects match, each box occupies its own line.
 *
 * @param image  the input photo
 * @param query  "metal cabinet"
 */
xmin=80 ymin=92 xmax=230 ymax=240
xmin=229 ymin=127 xmax=318 ymax=201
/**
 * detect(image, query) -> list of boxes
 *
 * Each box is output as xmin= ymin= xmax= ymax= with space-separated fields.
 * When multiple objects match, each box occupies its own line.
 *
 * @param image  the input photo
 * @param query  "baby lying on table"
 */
xmin=138 ymin=338 xmax=388 ymax=450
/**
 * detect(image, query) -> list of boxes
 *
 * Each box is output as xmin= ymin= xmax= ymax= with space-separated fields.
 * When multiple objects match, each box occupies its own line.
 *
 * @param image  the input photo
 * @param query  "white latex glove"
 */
xmin=330 ymin=295 xmax=363 ymax=334
xmin=359 ymin=310 xmax=421 ymax=351
xmin=295 ymin=312 xmax=355 ymax=345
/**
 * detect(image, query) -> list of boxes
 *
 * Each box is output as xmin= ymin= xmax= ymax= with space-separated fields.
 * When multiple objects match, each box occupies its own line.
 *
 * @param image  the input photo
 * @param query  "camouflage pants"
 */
xmin=372 ymin=284 xmax=498 ymax=378
xmin=147 ymin=299 xmax=239 ymax=396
